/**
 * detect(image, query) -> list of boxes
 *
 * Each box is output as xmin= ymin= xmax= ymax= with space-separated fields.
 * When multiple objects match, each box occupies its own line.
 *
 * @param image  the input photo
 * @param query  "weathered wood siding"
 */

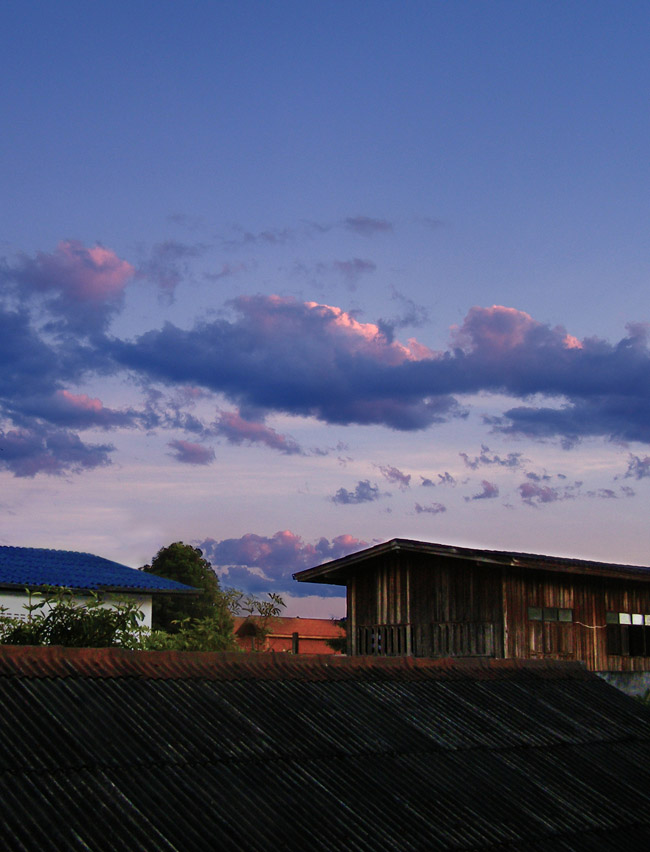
xmin=349 ymin=553 xmax=503 ymax=658
xmin=504 ymin=567 xmax=650 ymax=671
xmin=348 ymin=551 xmax=650 ymax=670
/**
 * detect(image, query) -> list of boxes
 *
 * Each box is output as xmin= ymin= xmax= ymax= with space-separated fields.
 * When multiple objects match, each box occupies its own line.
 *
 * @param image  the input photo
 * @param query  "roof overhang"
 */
xmin=0 ymin=583 xmax=199 ymax=595
xmin=293 ymin=538 xmax=650 ymax=586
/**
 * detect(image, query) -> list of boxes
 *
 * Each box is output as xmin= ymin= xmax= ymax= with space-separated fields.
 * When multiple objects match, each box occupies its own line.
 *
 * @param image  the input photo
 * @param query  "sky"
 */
xmin=2 ymin=1 xmax=650 ymax=617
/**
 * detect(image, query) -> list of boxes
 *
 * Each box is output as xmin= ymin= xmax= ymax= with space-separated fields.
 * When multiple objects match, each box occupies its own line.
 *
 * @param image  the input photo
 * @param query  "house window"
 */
xmin=606 ymin=612 xmax=650 ymax=656
xmin=528 ymin=607 xmax=573 ymax=623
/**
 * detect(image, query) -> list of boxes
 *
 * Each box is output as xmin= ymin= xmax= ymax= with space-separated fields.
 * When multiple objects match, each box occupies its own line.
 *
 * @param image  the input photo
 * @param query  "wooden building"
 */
xmin=294 ymin=538 xmax=650 ymax=680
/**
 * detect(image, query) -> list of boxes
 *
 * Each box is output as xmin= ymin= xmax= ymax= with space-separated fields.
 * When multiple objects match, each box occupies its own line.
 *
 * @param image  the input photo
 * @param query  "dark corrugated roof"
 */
xmin=294 ymin=537 xmax=650 ymax=585
xmin=1 ymin=646 xmax=650 ymax=850
xmin=0 ymin=545 xmax=197 ymax=593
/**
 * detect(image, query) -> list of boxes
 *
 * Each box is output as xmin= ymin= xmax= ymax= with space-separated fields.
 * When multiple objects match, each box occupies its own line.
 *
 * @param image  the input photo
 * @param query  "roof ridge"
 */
xmin=0 ymin=645 xmax=594 ymax=682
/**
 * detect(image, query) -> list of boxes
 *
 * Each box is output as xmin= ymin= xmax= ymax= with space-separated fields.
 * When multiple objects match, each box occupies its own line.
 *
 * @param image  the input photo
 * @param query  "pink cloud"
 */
xmin=20 ymin=240 xmax=134 ymax=303
xmin=214 ymin=410 xmax=302 ymax=455
xmin=451 ymin=305 xmax=580 ymax=356
xmin=198 ymin=530 xmax=368 ymax=596
xmin=57 ymin=390 xmax=103 ymax=413
xmin=465 ymin=480 xmax=500 ymax=501
xmin=167 ymin=439 xmax=215 ymax=465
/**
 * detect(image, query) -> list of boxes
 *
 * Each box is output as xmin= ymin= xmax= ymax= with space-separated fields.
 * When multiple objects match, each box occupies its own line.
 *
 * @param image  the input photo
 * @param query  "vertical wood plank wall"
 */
xmin=505 ymin=567 xmax=650 ymax=671
xmin=348 ymin=552 xmax=650 ymax=670
xmin=350 ymin=553 xmax=503 ymax=659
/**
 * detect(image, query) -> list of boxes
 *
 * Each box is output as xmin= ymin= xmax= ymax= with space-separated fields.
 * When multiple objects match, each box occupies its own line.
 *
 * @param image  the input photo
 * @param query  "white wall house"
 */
xmin=0 ymin=546 xmax=197 ymax=631
xmin=0 ymin=589 xmax=155 ymax=627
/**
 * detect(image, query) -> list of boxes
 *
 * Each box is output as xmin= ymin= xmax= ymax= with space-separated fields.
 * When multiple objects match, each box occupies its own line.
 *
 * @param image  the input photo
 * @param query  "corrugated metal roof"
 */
xmin=294 ymin=537 xmax=650 ymax=585
xmin=0 ymin=545 xmax=197 ymax=593
xmin=1 ymin=646 xmax=650 ymax=849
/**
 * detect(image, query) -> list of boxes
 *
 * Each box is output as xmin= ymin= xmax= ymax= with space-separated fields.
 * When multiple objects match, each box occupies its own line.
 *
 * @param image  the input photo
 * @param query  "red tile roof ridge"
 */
xmin=233 ymin=615 xmax=343 ymax=636
xmin=0 ymin=645 xmax=593 ymax=682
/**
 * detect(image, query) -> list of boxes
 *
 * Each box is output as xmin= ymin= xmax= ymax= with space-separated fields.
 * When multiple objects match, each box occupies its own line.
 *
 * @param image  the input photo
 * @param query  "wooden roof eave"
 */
xmin=293 ymin=538 xmax=650 ymax=586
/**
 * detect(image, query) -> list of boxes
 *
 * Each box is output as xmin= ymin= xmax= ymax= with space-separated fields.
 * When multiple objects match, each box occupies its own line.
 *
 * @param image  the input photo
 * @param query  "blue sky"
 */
xmin=2 ymin=2 xmax=650 ymax=616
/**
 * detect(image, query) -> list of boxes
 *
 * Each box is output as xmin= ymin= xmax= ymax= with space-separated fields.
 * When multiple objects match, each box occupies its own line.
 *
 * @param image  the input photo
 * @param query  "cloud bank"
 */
xmin=199 ymin=530 xmax=367 ymax=596
xmin=4 ymin=240 xmax=650 ymax=477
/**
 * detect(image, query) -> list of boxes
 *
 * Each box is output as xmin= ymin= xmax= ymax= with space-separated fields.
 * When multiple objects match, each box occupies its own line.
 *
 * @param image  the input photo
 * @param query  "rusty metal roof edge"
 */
xmin=0 ymin=645 xmax=595 ymax=682
xmin=294 ymin=537 xmax=650 ymax=584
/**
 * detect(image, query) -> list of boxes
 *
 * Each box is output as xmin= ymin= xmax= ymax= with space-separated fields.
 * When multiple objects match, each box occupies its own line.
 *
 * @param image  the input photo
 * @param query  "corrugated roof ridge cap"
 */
xmin=0 ymin=646 xmax=595 ymax=682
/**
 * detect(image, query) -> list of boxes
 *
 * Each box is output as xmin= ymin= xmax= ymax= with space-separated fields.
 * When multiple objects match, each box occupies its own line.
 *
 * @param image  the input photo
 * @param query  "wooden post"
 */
xmin=292 ymin=632 xmax=299 ymax=654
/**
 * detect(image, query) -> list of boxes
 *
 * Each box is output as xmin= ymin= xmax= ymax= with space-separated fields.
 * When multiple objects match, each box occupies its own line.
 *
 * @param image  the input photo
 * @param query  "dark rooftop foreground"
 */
xmin=1 ymin=647 xmax=650 ymax=850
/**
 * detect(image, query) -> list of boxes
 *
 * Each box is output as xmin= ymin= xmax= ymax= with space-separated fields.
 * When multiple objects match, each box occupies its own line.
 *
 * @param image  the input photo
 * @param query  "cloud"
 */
xmin=111 ymin=294 xmax=461 ymax=431
xmin=331 ymin=480 xmax=383 ymax=505
xmin=220 ymin=225 xmax=295 ymax=249
xmin=332 ymin=258 xmax=377 ymax=286
xmin=198 ymin=530 xmax=367 ymax=596
xmin=0 ymin=425 xmax=113 ymax=477
xmin=204 ymin=263 xmax=248 ymax=281
xmin=517 ymin=480 xmax=580 ymax=506
xmin=585 ymin=488 xmax=617 ymax=499
xmin=17 ymin=390 xmax=136 ymax=430
xmin=624 ymin=454 xmax=650 ymax=480
xmin=460 ymin=444 xmax=525 ymax=470
xmin=344 ymin=216 xmax=393 ymax=236
xmin=437 ymin=472 xmax=456 ymax=486
xmin=6 ymin=241 xmax=134 ymax=331
xmin=213 ymin=410 xmax=302 ymax=455
xmin=138 ymin=240 xmax=206 ymax=296
xmin=465 ymin=480 xmax=499 ymax=501
xmin=414 ymin=502 xmax=446 ymax=515
xmin=167 ymin=439 xmax=215 ymax=465
xmin=377 ymin=464 xmax=411 ymax=489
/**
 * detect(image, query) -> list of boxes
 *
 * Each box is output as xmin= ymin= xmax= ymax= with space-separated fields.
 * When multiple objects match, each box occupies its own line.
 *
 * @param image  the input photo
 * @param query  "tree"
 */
xmin=231 ymin=592 xmax=286 ymax=651
xmin=141 ymin=542 xmax=233 ymax=635
xmin=325 ymin=618 xmax=347 ymax=654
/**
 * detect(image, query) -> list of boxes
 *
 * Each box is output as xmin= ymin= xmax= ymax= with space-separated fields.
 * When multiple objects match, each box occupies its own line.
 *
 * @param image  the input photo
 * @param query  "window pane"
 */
xmin=620 ymin=613 xmax=632 ymax=625
xmin=543 ymin=607 xmax=558 ymax=622
xmin=633 ymin=613 xmax=644 ymax=625
xmin=528 ymin=607 xmax=543 ymax=621
xmin=558 ymin=608 xmax=573 ymax=623
xmin=606 ymin=612 xmax=619 ymax=624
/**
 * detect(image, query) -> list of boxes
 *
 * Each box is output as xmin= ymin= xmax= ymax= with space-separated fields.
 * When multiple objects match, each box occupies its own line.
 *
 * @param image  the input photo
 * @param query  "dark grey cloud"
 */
xmin=344 ymin=216 xmax=393 ymax=236
xmin=414 ymin=502 xmax=446 ymax=515
xmin=437 ymin=472 xmax=456 ymax=486
xmin=198 ymin=531 xmax=367 ymax=597
xmin=585 ymin=488 xmax=617 ymax=499
xmin=220 ymin=225 xmax=295 ymax=249
xmin=331 ymin=480 xmax=383 ymax=505
xmin=0 ymin=425 xmax=113 ymax=477
xmin=624 ymin=454 xmax=650 ymax=480
xmin=460 ymin=444 xmax=525 ymax=470
xmin=376 ymin=464 xmax=411 ymax=489
xmin=109 ymin=294 xmax=463 ymax=431
xmin=138 ymin=240 xmax=207 ymax=297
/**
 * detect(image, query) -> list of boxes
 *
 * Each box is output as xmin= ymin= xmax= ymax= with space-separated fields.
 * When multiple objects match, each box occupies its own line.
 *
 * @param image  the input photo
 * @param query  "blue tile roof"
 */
xmin=0 ymin=546 xmax=197 ymax=593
